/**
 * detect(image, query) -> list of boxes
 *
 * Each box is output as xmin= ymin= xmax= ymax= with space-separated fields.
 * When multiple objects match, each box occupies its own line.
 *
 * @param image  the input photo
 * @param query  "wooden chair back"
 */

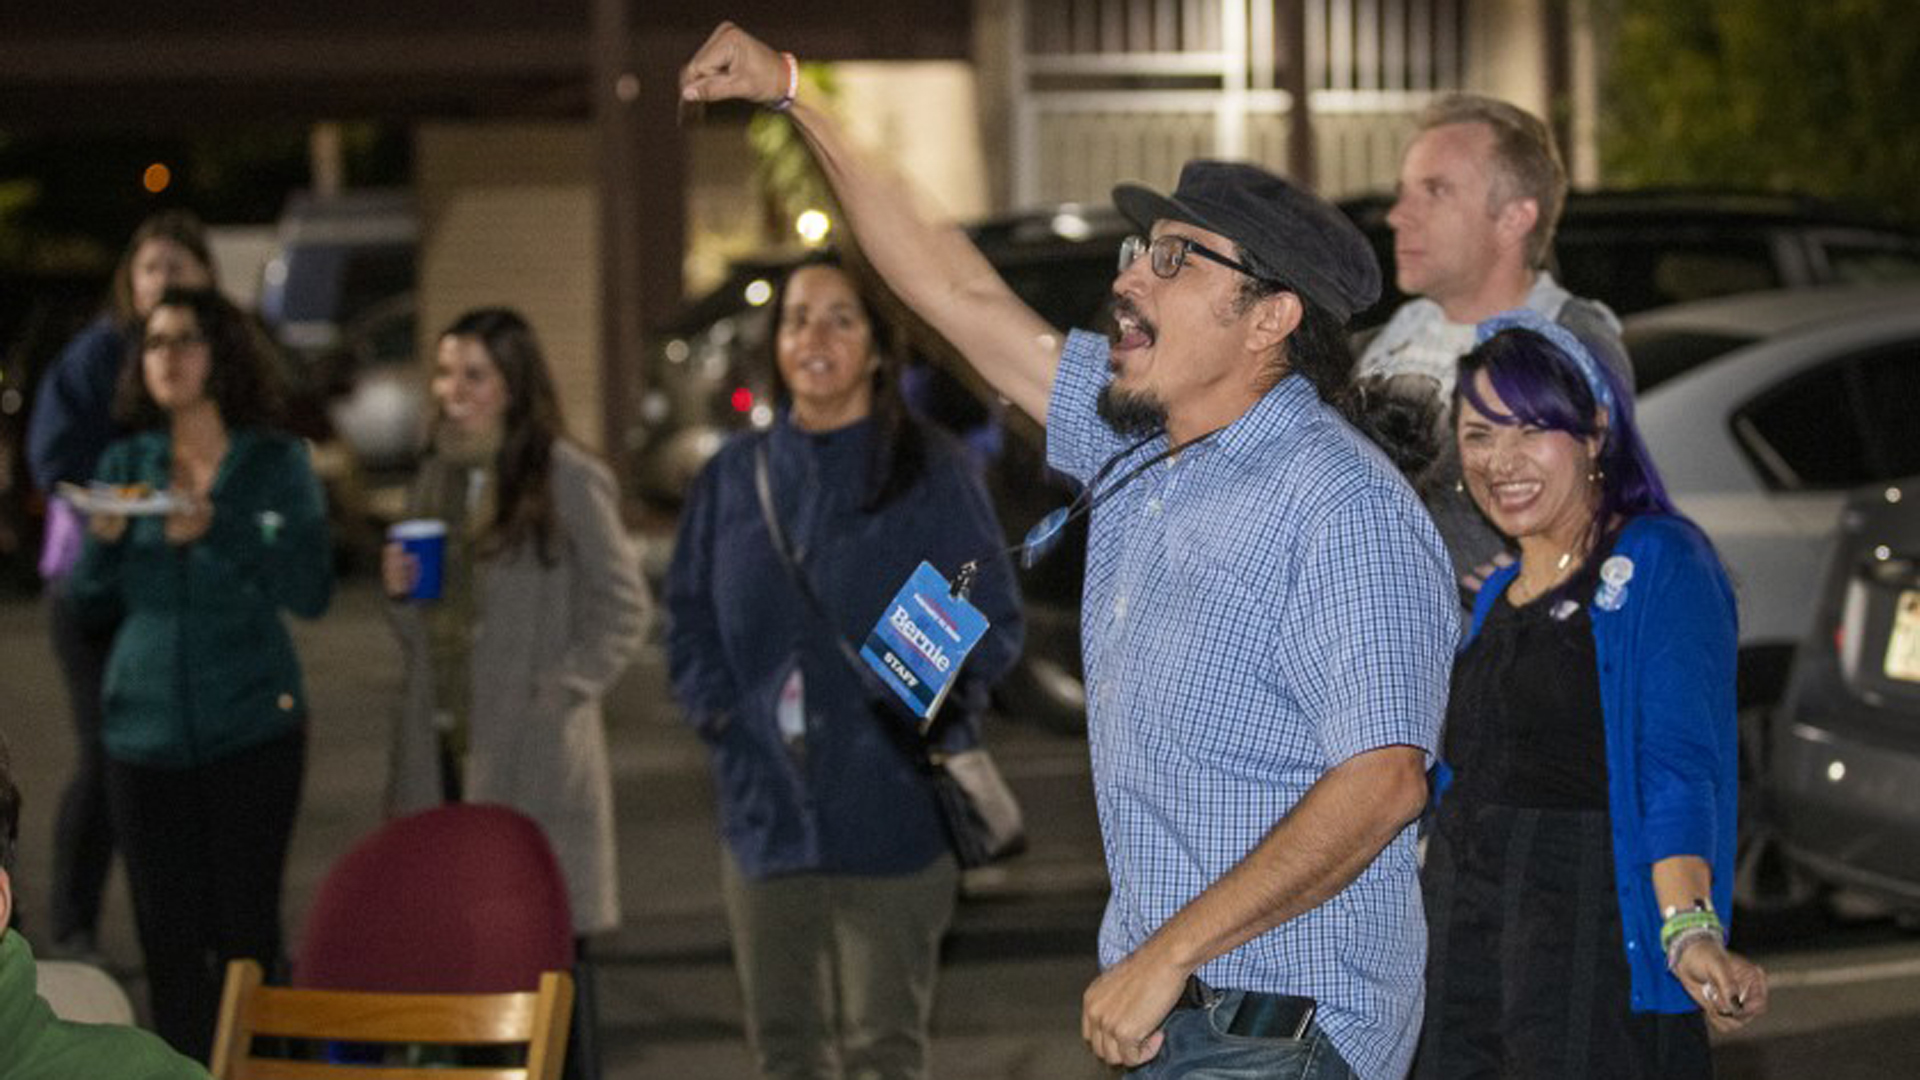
xmin=208 ymin=959 xmax=573 ymax=1080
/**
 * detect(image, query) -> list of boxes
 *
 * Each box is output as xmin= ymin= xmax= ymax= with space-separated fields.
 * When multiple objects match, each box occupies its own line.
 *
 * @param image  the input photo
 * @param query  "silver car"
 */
xmin=1623 ymin=284 xmax=1920 ymax=927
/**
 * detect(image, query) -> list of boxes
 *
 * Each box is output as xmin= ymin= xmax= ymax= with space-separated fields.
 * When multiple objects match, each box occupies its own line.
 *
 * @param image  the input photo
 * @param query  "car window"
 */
xmin=1820 ymin=242 xmax=1920 ymax=285
xmin=1732 ymin=339 xmax=1920 ymax=491
xmin=1620 ymin=328 xmax=1757 ymax=393
xmin=1852 ymin=342 xmax=1920 ymax=479
xmin=1556 ymin=236 xmax=1780 ymax=317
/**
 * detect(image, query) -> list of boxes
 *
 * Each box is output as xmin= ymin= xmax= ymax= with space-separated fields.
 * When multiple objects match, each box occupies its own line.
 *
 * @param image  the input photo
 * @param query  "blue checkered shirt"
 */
xmin=1047 ymin=331 xmax=1458 ymax=1080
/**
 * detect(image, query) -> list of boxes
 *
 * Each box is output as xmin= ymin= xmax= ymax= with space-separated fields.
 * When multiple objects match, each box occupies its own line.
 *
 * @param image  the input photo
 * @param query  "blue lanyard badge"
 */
xmin=860 ymin=560 xmax=990 ymax=724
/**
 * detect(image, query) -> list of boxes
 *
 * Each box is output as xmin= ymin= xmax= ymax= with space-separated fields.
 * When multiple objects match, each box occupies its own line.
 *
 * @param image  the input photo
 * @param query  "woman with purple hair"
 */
xmin=1415 ymin=310 xmax=1769 ymax=1079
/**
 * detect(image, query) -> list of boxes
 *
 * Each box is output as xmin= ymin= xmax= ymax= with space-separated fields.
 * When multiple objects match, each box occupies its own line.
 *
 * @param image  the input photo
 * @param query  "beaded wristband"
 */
xmin=1665 ymin=925 xmax=1723 ymax=973
xmin=1658 ymin=908 xmax=1723 ymax=952
xmin=769 ymin=51 xmax=799 ymax=112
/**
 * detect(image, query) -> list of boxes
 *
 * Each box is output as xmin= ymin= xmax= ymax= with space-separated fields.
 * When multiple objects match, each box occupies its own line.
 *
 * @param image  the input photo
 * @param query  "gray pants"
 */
xmin=721 ymin=854 xmax=959 ymax=1080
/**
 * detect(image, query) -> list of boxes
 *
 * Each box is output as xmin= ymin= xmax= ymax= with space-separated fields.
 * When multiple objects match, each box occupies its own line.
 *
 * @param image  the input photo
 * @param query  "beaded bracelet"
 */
xmin=1659 ymin=900 xmax=1725 ymax=973
xmin=1665 ymin=925 xmax=1724 ymax=973
xmin=1658 ymin=908 xmax=1723 ymax=951
xmin=770 ymin=51 xmax=799 ymax=112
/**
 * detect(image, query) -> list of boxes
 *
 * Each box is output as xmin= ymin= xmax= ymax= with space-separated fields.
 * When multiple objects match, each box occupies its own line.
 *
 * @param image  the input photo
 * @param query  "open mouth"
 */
xmin=1487 ymin=479 xmax=1543 ymax=513
xmin=1109 ymin=297 xmax=1156 ymax=353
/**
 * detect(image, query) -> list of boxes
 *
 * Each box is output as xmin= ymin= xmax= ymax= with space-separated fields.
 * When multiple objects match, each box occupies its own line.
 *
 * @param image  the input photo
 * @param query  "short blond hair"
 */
xmin=1417 ymin=94 xmax=1566 ymax=268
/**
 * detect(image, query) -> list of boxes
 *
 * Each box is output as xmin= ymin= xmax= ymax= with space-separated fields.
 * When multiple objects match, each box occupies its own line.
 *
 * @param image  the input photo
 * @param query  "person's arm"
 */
xmin=27 ymin=321 xmax=122 ymax=490
xmin=1635 ymin=525 xmax=1768 ymax=1030
xmin=663 ymin=451 xmax=743 ymax=736
xmin=680 ymin=22 xmax=1063 ymax=424
xmin=1081 ymin=745 xmax=1430 ymax=1067
xmin=64 ymin=440 xmax=135 ymax=622
xmin=547 ymin=447 xmax=650 ymax=700
xmin=1652 ymin=857 xmax=1769 ymax=1031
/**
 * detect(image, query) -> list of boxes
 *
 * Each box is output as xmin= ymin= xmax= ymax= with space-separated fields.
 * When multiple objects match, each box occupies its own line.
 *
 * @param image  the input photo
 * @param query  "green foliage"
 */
xmin=747 ymin=63 xmax=842 ymax=238
xmin=1604 ymin=0 xmax=1920 ymax=223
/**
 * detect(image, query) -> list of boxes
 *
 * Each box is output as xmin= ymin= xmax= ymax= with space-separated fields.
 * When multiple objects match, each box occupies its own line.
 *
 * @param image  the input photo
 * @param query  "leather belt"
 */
xmin=1173 ymin=976 xmax=1318 ymax=1039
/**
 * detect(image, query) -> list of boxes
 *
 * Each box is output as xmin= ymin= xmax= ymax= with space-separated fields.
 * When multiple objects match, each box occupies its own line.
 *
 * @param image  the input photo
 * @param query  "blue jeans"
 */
xmin=1128 ymin=990 xmax=1359 ymax=1080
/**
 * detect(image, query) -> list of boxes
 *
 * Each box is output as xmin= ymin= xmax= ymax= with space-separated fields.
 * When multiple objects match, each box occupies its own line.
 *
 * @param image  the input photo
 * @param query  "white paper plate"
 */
xmin=56 ymin=482 xmax=189 ymax=517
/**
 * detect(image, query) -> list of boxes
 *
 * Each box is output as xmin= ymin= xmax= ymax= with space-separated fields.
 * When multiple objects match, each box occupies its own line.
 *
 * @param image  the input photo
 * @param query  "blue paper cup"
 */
xmin=388 ymin=519 xmax=448 ymax=601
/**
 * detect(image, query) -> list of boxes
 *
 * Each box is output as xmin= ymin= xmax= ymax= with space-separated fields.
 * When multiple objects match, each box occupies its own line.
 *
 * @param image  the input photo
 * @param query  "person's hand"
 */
xmin=679 ymin=22 xmax=787 ymax=107
xmin=1673 ymin=938 xmax=1770 ymax=1032
xmin=1460 ymin=551 xmax=1516 ymax=596
xmin=162 ymin=494 xmax=212 ymax=546
xmin=381 ymin=542 xmax=419 ymax=600
xmin=1081 ymin=946 xmax=1185 ymax=1068
xmin=86 ymin=510 xmax=129 ymax=544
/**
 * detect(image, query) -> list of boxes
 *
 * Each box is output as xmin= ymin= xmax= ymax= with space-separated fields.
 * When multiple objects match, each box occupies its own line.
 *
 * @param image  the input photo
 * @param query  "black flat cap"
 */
xmin=1112 ymin=160 xmax=1381 ymax=323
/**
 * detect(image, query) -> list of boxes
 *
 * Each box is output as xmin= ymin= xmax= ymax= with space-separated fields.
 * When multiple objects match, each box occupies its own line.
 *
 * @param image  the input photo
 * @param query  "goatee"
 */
xmin=1096 ymin=383 xmax=1168 ymax=437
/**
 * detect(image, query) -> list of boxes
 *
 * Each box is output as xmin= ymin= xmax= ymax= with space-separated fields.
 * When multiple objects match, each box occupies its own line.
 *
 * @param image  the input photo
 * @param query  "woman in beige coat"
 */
xmin=382 ymin=307 xmax=648 ymax=1077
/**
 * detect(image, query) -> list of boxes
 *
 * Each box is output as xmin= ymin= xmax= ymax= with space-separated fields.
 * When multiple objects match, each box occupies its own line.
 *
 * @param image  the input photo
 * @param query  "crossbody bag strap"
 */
xmin=753 ymin=439 xmax=936 ymax=757
xmin=752 ymin=438 xmax=866 ymax=672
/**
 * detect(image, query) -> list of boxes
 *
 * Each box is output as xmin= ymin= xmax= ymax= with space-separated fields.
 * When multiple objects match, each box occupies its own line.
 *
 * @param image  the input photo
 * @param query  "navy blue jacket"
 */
xmin=665 ymin=414 xmax=1023 ymax=878
xmin=27 ymin=316 xmax=129 ymax=491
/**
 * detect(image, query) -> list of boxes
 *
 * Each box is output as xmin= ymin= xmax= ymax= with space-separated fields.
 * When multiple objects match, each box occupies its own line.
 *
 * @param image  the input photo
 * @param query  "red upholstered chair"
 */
xmin=295 ymin=803 xmax=575 ymax=993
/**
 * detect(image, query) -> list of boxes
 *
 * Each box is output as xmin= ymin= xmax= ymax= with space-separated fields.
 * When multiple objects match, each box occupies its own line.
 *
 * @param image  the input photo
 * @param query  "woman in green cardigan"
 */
xmin=69 ymin=286 xmax=332 ymax=1061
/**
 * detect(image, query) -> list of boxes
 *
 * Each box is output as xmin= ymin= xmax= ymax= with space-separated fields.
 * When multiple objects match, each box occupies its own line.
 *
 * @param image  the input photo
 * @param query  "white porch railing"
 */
xmin=1007 ymin=0 xmax=1473 ymax=206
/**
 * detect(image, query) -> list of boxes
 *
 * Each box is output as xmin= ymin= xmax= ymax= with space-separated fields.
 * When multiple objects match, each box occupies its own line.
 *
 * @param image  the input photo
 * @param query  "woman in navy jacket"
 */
xmin=1416 ymin=310 xmax=1768 ymax=1079
xmin=666 ymin=254 xmax=1022 ymax=1080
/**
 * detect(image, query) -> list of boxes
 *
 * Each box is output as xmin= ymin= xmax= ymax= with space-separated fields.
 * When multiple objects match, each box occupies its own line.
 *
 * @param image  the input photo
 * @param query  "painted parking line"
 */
xmin=1767 ymin=955 xmax=1920 ymax=989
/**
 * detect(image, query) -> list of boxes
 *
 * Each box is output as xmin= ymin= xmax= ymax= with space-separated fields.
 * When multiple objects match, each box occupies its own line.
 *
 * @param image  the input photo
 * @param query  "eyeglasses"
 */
xmin=143 ymin=330 xmax=207 ymax=353
xmin=1118 ymin=233 xmax=1278 ymax=285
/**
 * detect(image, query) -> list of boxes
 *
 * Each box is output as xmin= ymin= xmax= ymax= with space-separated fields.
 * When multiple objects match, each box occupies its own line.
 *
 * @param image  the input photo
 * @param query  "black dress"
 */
xmin=1415 ymin=552 xmax=1710 ymax=1080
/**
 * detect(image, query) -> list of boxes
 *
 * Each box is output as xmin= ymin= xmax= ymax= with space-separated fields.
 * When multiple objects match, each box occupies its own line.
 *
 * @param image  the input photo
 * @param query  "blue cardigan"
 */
xmin=1464 ymin=514 xmax=1738 ymax=1014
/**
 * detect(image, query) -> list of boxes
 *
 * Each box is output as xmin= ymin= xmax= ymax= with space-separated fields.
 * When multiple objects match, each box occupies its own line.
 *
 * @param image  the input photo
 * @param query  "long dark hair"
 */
xmin=113 ymin=286 xmax=285 ymax=431
xmin=435 ymin=308 xmax=570 ymax=564
xmin=1455 ymin=326 xmax=1677 ymax=535
xmin=767 ymin=252 xmax=927 ymax=511
xmin=110 ymin=209 xmax=216 ymax=326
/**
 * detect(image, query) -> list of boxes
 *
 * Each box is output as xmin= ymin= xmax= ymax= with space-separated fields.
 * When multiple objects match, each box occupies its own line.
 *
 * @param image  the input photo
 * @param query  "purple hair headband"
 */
xmin=1474 ymin=308 xmax=1616 ymax=426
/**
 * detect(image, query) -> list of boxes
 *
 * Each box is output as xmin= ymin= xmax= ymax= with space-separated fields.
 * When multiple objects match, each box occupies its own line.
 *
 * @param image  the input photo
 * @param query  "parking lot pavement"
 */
xmin=0 ymin=576 xmax=1116 ymax=1079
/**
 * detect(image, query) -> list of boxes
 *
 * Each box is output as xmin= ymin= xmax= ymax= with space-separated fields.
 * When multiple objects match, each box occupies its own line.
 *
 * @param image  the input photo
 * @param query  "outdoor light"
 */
xmin=744 ymin=279 xmax=774 ymax=307
xmin=731 ymin=387 xmax=754 ymax=413
xmin=142 ymin=163 xmax=171 ymax=193
xmin=1888 ymin=486 xmax=1903 ymax=504
xmin=1826 ymin=760 xmax=1847 ymax=783
xmin=1051 ymin=207 xmax=1092 ymax=240
xmin=795 ymin=209 xmax=832 ymax=245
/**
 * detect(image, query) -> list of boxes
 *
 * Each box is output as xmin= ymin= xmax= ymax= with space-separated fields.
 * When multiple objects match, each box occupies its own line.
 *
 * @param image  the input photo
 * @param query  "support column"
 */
xmin=1280 ymin=0 xmax=1317 ymax=188
xmin=591 ymin=0 xmax=650 ymax=489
